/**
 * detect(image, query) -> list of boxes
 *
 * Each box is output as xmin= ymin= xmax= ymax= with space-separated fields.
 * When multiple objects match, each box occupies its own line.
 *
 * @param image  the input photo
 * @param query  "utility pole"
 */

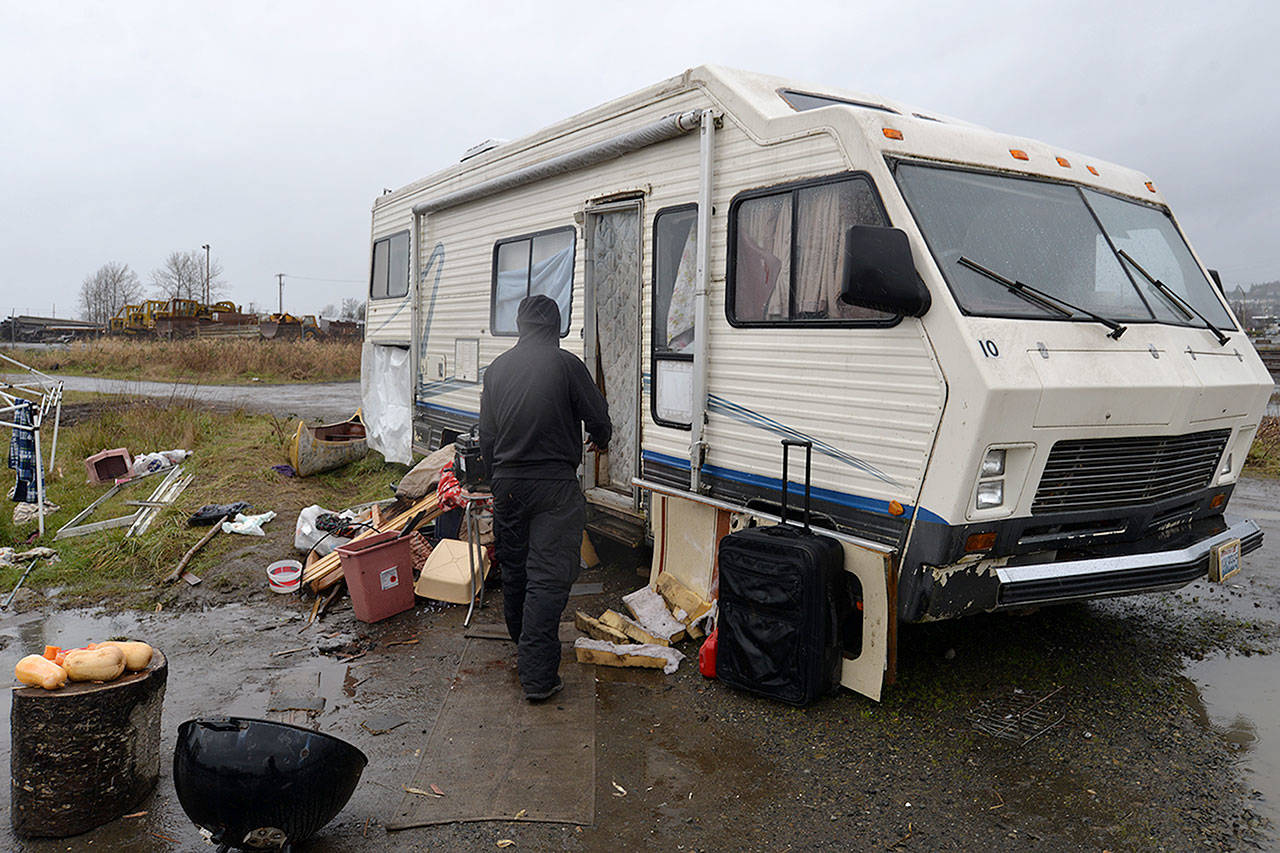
xmin=201 ymin=244 xmax=211 ymax=305
xmin=277 ymin=274 xmax=285 ymax=315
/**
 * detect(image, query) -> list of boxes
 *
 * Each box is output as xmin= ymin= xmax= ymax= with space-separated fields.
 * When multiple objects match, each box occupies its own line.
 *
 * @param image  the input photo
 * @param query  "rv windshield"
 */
xmin=894 ymin=163 xmax=1234 ymax=330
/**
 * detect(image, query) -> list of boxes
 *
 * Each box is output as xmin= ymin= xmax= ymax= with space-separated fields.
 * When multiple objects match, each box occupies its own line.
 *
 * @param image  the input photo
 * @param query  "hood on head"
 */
xmin=516 ymin=295 xmax=561 ymax=343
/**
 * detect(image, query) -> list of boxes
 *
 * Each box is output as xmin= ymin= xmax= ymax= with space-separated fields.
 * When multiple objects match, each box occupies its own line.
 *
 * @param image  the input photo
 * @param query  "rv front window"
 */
xmin=894 ymin=163 xmax=1235 ymax=331
xmin=1082 ymin=189 xmax=1233 ymax=329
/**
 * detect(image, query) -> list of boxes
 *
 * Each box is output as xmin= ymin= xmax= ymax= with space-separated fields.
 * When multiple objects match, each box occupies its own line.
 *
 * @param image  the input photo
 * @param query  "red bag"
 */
xmin=698 ymin=627 xmax=718 ymax=679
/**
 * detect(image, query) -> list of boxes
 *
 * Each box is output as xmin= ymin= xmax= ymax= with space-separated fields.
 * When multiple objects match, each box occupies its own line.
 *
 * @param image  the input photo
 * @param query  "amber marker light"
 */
xmin=888 ymin=500 xmax=905 ymax=516
xmin=1210 ymin=493 xmax=1226 ymax=509
xmin=1086 ymin=165 xmax=1099 ymax=175
xmin=883 ymin=128 xmax=904 ymax=140
xmin=965 ymin=532 xmax=997 ymax=552
xmin=1145 ymin=181 xmax=1157 ymax=192
xmin=1056 ymin=156 xmax=1071 ymax=167
xmin=1010 ymin=149 xmax=1029 ymax=160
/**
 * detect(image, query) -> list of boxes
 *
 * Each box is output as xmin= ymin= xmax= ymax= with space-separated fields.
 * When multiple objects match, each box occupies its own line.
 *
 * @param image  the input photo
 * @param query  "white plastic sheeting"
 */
xmin=361 ymin=342 xmax=412 ymax=464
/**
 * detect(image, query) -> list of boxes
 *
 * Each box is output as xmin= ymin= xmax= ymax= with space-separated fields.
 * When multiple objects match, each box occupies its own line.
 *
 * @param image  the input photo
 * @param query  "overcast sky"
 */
xmin=1 ymin=0 xmax=1276 ymax=319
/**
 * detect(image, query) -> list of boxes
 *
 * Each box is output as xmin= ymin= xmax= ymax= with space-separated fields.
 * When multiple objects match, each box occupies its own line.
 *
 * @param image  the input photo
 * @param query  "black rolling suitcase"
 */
xmin=716 ymin=440 xmax=846 ymax=706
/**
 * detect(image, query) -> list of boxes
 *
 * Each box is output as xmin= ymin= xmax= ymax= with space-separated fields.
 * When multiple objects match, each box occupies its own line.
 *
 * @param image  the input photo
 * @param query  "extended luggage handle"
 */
xmin=779 ymin=439 xmax=813 ymax=529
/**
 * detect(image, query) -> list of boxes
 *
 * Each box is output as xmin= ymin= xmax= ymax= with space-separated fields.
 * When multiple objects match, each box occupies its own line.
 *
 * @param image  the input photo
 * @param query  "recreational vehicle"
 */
xmin=360 ymin=66 xmax=1270 ymax=698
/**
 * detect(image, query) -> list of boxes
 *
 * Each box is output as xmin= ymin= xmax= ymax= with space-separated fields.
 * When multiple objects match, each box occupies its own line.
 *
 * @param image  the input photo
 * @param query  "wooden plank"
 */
xmin=580 ymin=531 xmax=600 ymax=569
xmin=573 ymin=611 xmax=630 ymax=645
xmin=598 ymin=609 xmax=669 ymax=647
xmin=303 ymin=492 xmax=441 ymax=591
xmin=574 ymin=646 xmax=667 ymax=670
xmin=655 ymin=572 xmax=712 ymax=626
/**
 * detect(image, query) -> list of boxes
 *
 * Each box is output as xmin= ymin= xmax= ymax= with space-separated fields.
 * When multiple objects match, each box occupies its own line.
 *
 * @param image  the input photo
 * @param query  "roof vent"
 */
xmin=460 ymin=138 xmax=508 ymax=162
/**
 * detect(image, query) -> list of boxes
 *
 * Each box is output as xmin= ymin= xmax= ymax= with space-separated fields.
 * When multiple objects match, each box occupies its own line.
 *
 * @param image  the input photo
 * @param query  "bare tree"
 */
xmin=319 ymin=303 xmax=337 ymax=319
xmin=78 ymin=262 xmax=144 ymax=325
xmin=340 ymin=297 xmax=364 ymax=321
xmin=152 ymin=250 xmax=225 ymax=301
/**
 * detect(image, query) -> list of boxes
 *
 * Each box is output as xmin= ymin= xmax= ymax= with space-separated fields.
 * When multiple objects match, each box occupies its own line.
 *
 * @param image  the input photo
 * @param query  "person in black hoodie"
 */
xmin=480 ymin=295 xmax=612 ymax=700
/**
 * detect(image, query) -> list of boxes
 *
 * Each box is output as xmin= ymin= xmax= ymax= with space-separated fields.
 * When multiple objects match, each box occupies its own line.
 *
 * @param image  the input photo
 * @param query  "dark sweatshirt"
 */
xmin=479 ymin=295 xmax=612 ymax=481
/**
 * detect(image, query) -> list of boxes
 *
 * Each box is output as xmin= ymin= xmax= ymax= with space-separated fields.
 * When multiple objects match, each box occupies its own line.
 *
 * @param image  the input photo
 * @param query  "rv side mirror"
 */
xmin=840 ymin=226 xmax=931 ymax=318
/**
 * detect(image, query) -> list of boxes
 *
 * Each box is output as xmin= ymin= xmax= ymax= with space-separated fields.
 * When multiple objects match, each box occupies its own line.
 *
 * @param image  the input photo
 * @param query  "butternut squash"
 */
xmin=15 ymin=654 xmax=68 ymax=690
xmin=97 ymin=641 xmax=153 ymax=671
xmin=63 ymin=645 xmax=126 ymax=682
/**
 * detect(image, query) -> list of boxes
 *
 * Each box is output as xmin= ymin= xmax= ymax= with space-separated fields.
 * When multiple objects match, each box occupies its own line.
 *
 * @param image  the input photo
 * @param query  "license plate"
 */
xmin=1210 ymin=539 xmax=1241 ymax=583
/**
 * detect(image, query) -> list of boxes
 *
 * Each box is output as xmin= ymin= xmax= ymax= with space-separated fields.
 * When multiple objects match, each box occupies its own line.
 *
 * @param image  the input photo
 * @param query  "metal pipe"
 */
xmin=32 ymin=413 xmax=44 ymax=538
xmin=47 ymin=388 xmax=61 ymax=473
xmin=413 ymin=110 xmax=704 ymax=216
xmin=689 ymin=110 xmax=716 ymax=492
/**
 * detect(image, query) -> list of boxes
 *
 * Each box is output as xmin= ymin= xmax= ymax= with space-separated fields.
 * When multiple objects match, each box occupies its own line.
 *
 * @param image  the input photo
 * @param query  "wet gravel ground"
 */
xmin=2 ymin=479 xmax=1278 ymax=851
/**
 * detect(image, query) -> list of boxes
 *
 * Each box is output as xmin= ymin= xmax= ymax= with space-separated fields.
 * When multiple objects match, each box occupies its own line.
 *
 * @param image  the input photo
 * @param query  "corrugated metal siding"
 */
xmin=394 ymin=83 xmax=943 ymax=504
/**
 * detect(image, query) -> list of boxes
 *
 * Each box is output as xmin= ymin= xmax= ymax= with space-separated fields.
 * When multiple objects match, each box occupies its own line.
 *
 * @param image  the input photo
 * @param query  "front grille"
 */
xmin=1031 ymin=430 xmax=1230 ymax=514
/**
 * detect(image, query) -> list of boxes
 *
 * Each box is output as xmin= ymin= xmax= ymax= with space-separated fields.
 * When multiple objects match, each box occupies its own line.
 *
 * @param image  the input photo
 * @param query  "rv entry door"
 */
xmin=584 ymin=200 xmax=643 ymax=508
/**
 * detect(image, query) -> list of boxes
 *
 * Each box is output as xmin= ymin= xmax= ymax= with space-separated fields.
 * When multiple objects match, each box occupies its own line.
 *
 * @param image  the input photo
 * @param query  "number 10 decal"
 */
xmin=978 ymin=339 xmax=999 ymax=358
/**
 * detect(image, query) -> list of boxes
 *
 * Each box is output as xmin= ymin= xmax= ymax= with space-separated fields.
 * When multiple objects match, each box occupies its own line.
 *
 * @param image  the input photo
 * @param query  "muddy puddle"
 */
xmin=1178 ymin=476 xmax=1280 ymax=843
xmin=1185 ymin=651 xmax=1279 ymax=839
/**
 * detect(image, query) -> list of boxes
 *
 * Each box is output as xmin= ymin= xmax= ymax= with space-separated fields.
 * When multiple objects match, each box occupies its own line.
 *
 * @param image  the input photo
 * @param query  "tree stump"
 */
xmin=10 ymin=649 xmax=168 ymax=838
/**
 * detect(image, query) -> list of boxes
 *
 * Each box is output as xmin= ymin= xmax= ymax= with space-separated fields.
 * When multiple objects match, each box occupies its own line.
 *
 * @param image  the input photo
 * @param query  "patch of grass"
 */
xmin=0 ymin=395 xmax=407 ymax=605
xmin=11 ymin=338 xmax=361 ymax=384
xmin=1245 ymin=415 xmax=1280 ymax=476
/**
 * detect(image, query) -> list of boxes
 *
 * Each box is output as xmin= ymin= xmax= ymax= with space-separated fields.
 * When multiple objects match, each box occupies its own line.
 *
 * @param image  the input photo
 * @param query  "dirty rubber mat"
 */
xmin=386 ymin=637 xmax=595 ymax=829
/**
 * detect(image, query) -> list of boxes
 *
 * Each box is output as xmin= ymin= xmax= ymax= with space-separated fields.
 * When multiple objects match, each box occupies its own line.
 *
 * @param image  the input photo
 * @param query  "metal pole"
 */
xmin=32 ymin=415 xmax=45 ymax=538
xmin=689 ymin=109 xmax=716 ymax=493
xmin=202 ymin=244 xmax=210 ymax=305
xmin=277 ymin=273 xmax=285 ymax=314
xmin=47 ymin=386 xmax=61 ymax=474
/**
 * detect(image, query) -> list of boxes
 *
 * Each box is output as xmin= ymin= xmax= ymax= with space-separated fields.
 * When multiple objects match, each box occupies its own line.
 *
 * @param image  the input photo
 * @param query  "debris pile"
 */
xmin=571 ymin=573 xmax=713 ymax=675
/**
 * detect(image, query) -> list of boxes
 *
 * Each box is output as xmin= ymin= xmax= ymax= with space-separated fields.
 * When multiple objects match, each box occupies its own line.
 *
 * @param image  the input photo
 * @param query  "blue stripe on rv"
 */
xmin=642 ymin=449 xmax=946 ymax=525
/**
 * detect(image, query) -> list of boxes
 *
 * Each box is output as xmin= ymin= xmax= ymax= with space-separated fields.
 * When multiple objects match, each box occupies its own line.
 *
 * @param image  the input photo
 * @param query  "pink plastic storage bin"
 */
xmin=84 ymin=447 xmax=132 ymax=484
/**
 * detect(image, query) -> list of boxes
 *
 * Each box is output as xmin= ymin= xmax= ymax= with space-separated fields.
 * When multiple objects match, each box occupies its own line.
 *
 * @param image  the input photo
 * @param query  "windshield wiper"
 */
xmin=958 ymin=256 xmax=1128 ymax=340
xmin=1117 ymin=249 xmax=1230 ymax=346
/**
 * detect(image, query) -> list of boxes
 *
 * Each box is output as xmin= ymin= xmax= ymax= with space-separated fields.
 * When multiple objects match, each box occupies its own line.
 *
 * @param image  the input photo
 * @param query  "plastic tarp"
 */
xmin=361 ymin=342 xmax=412 ymax=464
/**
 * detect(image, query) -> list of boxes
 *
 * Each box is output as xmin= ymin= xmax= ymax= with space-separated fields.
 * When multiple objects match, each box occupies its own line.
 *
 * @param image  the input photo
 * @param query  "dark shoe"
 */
xmin=523 ymin=677 xmax=564 ymax=702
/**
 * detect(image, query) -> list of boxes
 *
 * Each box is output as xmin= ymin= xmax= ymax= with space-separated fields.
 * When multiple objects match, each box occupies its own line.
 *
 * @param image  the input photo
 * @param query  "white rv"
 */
xmin=361 ymin=66 xmax=1270 ymax=694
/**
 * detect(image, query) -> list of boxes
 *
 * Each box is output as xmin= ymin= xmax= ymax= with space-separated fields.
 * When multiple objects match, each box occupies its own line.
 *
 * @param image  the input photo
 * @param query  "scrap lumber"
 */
xmin=580 ymin=531 xmax=600 ymax=569
xmin=574 ymin=645 xmax=667 ymax=670
xmin=573 ymin=637 xmax=686 ymax=673
xmin=598 ymin=609 xmax=669 ymax=647
xmin=655 ymin=572 xmax=712 ymax=626
xmin=574 ymin=611 xmax=630 ymax=645
xmin=302 ymin=492 xmax=442 ymax=591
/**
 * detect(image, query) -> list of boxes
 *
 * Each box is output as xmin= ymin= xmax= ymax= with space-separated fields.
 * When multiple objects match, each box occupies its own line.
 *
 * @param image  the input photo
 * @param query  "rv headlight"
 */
xmin=980 ymin=449 xmax=1006 ymax=477
xmin=976 ymin=480 xmax=1004 ymax=509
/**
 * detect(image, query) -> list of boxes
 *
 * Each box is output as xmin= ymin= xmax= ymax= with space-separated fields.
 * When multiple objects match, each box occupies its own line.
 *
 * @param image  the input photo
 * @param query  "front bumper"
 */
xmin=995 ymin=516 xmax=1262 ymax=607
xmin=909 ymin=514 xmax=1262 ymax=620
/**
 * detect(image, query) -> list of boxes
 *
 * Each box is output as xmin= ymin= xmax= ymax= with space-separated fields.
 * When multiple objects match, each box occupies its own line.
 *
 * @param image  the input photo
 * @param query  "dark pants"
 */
xmin=491 ymin=478 xmax=585 ymax=693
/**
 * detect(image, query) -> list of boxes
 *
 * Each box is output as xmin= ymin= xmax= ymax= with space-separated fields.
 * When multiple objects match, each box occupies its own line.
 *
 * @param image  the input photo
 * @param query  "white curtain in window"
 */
xmin=664 ymin=228 xmax=697 ymax=350
xmin=529 ymin=245 xmax=575 ymax=334
xmin=736 ymin=196 xmax=791 ymax=320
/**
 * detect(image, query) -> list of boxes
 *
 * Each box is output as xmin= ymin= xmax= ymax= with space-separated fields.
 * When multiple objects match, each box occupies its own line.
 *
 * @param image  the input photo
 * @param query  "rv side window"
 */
xmin=727 ymin=174 xmax=895 ymax=325
xmin=490 ymin=227 xmax=575 ymax=336
xmin=651 ymin=205 xmax=697 ymax=428
xmin=369 ymin=231 xmax=410 ymax=300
